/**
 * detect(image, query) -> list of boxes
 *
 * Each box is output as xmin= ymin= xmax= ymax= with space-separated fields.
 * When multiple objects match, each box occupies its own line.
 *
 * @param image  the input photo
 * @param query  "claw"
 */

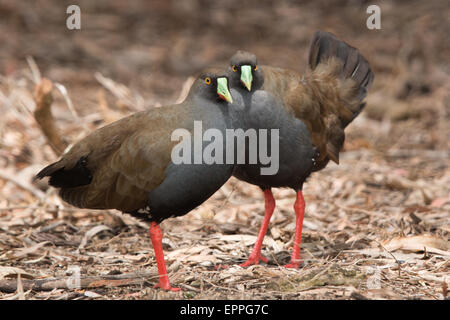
xmin=283 ymin=262 xmax=302 ymax=269
xmin=239 ymin=253 xmax=269 ymax=267
xmin=215 ymin=264 xmax=230 ymax=270
xmin=283 ymin=258 xmax=304 ymax=269
xmin=154 ymin=282 xmax=181 ymax=292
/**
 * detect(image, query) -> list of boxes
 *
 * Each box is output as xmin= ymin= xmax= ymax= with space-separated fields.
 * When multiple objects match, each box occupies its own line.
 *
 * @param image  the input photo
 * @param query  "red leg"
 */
xmin=284 ymin=190 xmax=305 ymax=269
xmin=149 ymin=222 xmax=180 ymax=292
xmin=240 ymin=189 xmax=275 ymax=267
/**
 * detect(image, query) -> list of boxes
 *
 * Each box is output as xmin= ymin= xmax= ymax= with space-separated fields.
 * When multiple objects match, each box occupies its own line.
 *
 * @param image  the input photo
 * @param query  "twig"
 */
xmin=17 ymin=273 xmax=25 ymax=300
xmin=350 ymin=291 xmax=370 ymax=300
xmin=179 ymin=283 xmax=201 ymax=292
xmin=335 ymin=203 xmax=384 ymax=216
xmin=373 ymin=239 xmax=403 ymax=276
xmin=26 ymin=56 xmax=41 ymax=85
xmin=385 ymin=149 xmax=450 ymax=159
xmin=0 ymin=205 xmax=39 ymax=211
xmin=0 ymin=271 xmax=157 ymax=293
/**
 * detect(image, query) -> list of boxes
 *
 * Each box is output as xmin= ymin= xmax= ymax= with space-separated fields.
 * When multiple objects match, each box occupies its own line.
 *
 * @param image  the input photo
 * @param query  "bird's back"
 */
xmin=260 ymin=66 xmax=302 ymax=109
xmin=36 ymin=105 xmax=190 ymax=212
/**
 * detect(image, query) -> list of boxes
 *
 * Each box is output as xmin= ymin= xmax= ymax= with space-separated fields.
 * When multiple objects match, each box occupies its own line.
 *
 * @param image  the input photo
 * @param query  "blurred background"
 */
xmin=1 ymin=0 xmax=448 ymax=104
xmin=0 ymin=0 xmax=448 ymax=299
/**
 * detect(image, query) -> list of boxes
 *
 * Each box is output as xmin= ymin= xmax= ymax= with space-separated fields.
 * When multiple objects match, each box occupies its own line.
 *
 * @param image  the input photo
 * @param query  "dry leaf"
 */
xmin=0 ymin=266 xmax=34 ymax=280
xmin=382 ymin=235 xmax=450 ymax=256
xmin=12 ymin=241 xmax=51 ymax=259
xmin=78 ymin=225 xmax=112 ymax=250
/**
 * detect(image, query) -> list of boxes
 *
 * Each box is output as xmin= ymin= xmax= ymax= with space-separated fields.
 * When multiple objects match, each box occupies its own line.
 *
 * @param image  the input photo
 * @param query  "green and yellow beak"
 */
xmin=240 ymin=65 xmax=253 ymax=91
xmin=217 ymin=77 xmax=233 ymax=104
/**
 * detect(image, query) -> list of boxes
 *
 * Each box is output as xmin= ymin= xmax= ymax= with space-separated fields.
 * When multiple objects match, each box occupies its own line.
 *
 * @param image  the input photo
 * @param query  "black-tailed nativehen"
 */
xmin=227 ymin=30 xmax=374 ymax=268
xmin=36 ymin=70 xmax=236 ymax=291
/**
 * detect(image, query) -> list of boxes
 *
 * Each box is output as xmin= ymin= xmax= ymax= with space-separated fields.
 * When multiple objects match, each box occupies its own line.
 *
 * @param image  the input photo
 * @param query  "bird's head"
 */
xmin=228 ymin=50 xmax=263 ymax=92
xmin=192 ymin=69 xmax=233 ymax=104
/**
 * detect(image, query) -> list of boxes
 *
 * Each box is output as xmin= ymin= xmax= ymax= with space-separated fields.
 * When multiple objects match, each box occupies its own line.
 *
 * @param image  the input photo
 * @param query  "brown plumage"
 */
xmin=36 ymin=107 xmax=186 ymax=212
xmin=35 ymin=69 xmax=237 ymax=217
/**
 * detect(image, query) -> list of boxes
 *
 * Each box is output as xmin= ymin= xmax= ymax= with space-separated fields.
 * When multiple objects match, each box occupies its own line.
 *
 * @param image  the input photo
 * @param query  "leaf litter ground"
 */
xmin=0 ymin=0 xmax=448 ymax=300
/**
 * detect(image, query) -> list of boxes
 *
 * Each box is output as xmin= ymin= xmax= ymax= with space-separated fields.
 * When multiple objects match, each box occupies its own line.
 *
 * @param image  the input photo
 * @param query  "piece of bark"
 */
xmin=0 ymin=271 xmax=157 ymax=293
xmin=33 ymin=78 xmax=68 ymax=155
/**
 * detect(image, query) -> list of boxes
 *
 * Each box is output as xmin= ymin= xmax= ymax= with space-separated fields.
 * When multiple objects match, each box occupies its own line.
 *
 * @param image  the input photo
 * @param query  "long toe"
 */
xmin=283 ymin=261 xmax=303 ymax=269
xmin=239 ymin=254 xmax=269 ymax=267
xmin=154 ymin=282 xmax=182 ymax=292
xmin=215 ymin=264 xmax=230 ymax=270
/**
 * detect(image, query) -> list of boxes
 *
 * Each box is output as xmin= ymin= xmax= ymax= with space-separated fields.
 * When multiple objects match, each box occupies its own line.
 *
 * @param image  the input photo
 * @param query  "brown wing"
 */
xmin=37 ymin=105 xmax=190 ymax=213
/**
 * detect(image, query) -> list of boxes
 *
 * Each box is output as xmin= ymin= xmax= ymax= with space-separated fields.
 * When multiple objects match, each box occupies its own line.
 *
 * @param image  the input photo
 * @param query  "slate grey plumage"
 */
xmin=229 ymin=88 xmax=316 ymax=190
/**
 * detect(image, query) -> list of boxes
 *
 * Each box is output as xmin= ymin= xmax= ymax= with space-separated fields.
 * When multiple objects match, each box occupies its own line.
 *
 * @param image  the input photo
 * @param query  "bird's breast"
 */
xmin=231 ymin=90 xmax=316 ymax=189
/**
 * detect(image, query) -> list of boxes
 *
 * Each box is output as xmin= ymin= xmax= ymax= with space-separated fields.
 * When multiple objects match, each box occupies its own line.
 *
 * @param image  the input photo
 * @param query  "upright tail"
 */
xmin=308 ymin=30 xmax=374 ymax=127
xmin=304 ymin=30 xmax=374 ymax=166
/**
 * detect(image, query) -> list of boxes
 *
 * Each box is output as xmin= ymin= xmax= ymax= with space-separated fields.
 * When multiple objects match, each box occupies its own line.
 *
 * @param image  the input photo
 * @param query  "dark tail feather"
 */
xmin=35 ymin=161 xmax=65 ymax=180
xmin=35 ymin=157 xmax=92 ymax=188
xmin=309 ymin=30 xmax=374 ymax=89
xmin=308 ymin=30 xmax=374 ymax=125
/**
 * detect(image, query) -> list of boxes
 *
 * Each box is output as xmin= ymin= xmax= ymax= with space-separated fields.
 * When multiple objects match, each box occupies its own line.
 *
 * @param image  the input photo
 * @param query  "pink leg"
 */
xmin=149 ymin=222 xmax=181 ymax=292
xmin=240 ymin=189 xmax=276 ymax=267
xmin=284 ymin=190 xmax=305 ymax=269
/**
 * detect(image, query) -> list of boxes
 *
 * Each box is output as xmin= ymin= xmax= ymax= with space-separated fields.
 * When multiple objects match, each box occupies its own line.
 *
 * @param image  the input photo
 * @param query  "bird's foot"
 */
xmin=215 ymin=264 xmax=230 ymax=270
xmin=154 ymin=282 xmax=181 ymax=292
xmin=283 ymin=260 xmax=303 ymax=269
xmin=239 ymin=254 xmax=268 ymax=267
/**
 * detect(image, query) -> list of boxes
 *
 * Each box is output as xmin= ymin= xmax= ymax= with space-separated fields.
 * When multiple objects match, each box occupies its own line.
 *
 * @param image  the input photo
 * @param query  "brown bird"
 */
xmin=227 ymin=31 xmax=374 ymax=268
xmin=35 ymin=70 xmax=236 ymax=291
